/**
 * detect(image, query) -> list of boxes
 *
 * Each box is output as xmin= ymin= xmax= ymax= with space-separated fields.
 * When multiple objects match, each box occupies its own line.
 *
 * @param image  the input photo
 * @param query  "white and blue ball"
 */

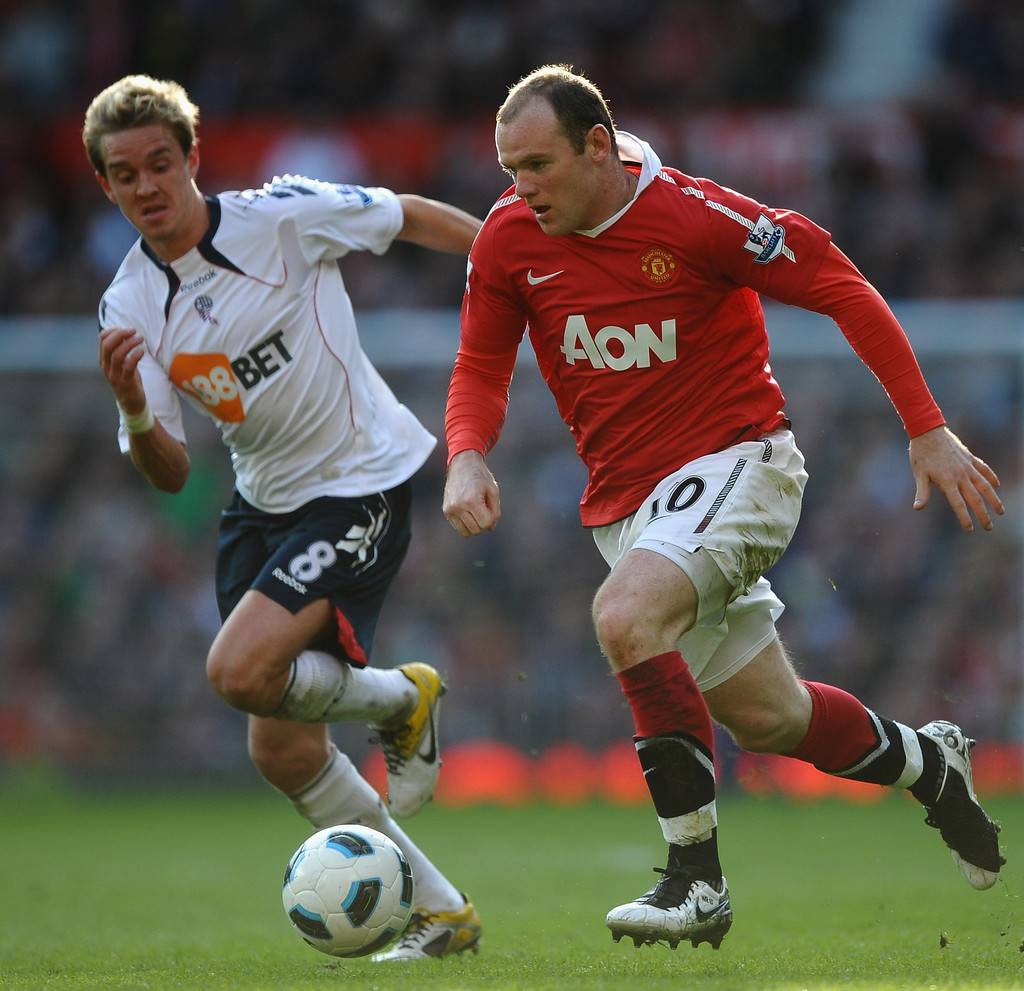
xmin=282 ymin=824 xmax=414 ymax=958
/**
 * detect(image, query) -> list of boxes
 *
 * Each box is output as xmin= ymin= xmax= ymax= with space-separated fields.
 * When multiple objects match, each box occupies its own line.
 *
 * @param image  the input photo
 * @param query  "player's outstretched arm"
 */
xmin=99 ymin=326 xmax=190 ymax=493
xmin=443 ymin=449 xmax=501 ymax=537
xmin=909 ymin=425 xmax=1003 ymax=532
xmin=395 ymin=194 xmax=481 ymax=255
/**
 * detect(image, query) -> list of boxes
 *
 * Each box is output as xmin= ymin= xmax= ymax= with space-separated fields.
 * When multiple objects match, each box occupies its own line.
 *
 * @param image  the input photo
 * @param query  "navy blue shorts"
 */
xmin=214 ymin=482 xmax=412 ymax=666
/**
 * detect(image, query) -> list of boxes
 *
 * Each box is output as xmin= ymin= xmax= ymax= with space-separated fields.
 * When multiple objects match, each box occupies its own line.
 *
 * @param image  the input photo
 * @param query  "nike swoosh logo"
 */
xmin=694 ymin=888 xmax=729 ymax=922
xmin=694 ymin=901 xmax=725 ymax=922
xmin=417 ymin=696 xmax=440 ymax=764
xmin=527 ymin=269 xmax=564 ymax=285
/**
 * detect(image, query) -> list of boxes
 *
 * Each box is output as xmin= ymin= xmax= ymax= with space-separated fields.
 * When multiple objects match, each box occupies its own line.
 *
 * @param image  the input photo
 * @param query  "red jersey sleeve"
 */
xmin=799 ymin=243 xmax=945 ymax=438
xmin=680 ymin=173 xmax=833 ymax=304
xmin=445 ymin=206 xmax=526 ymax=464
xmin=686 ymin=174 xmax=943 ymax=438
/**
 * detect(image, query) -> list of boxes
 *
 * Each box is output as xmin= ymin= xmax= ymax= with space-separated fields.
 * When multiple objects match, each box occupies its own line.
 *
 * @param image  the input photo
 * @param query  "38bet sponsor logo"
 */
xmin=169 ymin=330 xmax=293 ymax=421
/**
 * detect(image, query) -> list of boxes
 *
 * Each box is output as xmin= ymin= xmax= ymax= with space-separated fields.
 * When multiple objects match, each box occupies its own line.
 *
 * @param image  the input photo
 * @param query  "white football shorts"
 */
xmin=591 ymin=429 xmax=807 ymax=690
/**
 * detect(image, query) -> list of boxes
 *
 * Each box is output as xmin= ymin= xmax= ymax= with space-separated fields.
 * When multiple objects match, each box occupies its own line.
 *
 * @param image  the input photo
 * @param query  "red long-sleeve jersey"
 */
xmin=447 ymin=163 xmax=943 ymax=527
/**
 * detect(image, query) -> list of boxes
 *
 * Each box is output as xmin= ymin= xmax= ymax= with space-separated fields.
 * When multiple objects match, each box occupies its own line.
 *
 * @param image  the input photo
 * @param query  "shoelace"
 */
xmin=368 ymin=730 xmax=411 ymax=773
xmin=641 ymin=867 xmax=717 ymax=908
xmin=392 ymin=910 xmax=432 ymax=946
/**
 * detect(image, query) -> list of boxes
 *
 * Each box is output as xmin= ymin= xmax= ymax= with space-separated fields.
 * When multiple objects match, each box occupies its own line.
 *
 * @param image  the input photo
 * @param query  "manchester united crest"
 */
xmin=640 ymin=245 xmax=678 ymax=286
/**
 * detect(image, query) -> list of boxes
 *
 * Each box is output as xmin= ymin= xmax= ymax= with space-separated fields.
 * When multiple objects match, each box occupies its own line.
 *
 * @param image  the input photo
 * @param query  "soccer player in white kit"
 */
xmin=84 ymin=74 xmax=481 ymax=961
xmin=443 ymin=65 xmax=1006 ymax=951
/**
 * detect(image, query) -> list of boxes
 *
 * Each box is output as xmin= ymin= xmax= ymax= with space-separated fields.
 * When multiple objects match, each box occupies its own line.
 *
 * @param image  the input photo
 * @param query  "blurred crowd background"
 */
xmin=3 ymin=0 xmax=1024 ymax=312
xmin=1 ymin=0 xmax=1022 ymax=789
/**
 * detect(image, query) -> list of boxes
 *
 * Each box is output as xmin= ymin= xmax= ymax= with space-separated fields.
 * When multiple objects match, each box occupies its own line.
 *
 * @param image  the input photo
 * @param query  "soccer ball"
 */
xmin=282 ymin=824 xmax=415 ymax=958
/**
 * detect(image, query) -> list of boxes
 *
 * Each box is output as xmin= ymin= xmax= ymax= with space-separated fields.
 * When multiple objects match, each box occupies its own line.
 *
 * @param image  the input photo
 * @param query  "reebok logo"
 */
xmin=272 ymin=567 xmax=308 ymax=595
xmin=179 ymin=268 xmax=217 ymax=295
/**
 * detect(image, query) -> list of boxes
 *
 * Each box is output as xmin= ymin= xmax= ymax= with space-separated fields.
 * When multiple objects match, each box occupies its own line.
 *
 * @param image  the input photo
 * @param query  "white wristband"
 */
xmin=119 ymin=401 xmax=156 ymax=434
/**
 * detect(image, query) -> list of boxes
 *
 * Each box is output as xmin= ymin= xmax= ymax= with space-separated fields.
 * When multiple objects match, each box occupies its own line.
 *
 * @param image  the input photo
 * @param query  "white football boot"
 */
xmin=606 ymin=869 xmax=732 ymax=950
xmin=918 ymin=720 xmax=1004 ymax=889
xmin=375 ymin=662 xmax=446 ymax=819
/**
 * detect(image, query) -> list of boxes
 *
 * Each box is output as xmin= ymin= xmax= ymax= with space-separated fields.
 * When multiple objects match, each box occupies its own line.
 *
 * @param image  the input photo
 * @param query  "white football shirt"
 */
xmin=99 ymin=176 xmax=436 ymax=512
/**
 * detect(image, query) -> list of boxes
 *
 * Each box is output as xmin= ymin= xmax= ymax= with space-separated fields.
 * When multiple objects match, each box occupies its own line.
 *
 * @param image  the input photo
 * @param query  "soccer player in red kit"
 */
xmin=443 ymin=65 xmax=1006 ymax=951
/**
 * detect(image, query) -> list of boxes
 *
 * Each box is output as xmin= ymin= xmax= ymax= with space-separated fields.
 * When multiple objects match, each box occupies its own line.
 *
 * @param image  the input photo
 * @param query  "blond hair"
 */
xmin=83 ymin=75 xmax=199 ymax=175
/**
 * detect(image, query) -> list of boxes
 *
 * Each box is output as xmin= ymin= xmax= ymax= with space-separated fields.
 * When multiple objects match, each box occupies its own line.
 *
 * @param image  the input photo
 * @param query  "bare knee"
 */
xmin=591 ymin=590 xmax=646 ymax=666
xmin=207 ymin=590 xmax=330 ymax=716
xmin=591 ymin=585 xmax=694 ymax=670
xmin=206 ymin=641 xmax=278 ymax=715
xmin=592 ymin=550 xmax=699 ymax=670
xmin=205 ymin=643 xmax=253 ymax=710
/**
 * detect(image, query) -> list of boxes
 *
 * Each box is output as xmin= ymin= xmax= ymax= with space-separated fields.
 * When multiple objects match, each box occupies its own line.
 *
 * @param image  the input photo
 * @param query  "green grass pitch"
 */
xmin=0 ymin=776 xmax=1021 ymax=990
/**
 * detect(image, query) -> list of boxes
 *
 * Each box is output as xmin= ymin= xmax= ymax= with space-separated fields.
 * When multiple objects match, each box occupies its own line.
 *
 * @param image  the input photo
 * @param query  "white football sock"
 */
xmin=891 ymin=721 xmax=926 ymax=789
xmin=274 ymin=650 xmax=416 ymax=724
xmin=659 ymin=799 xmax=718 ymax=846
xmin=287 ymin=745 xmax=462 ymax=911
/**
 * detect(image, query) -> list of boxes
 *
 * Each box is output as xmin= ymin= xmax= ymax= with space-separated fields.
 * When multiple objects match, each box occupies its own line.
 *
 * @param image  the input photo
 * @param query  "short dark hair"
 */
xmin=83 ymin=75 xmax=199 ymax=176
xmin=497 ymin=65 xmax=617 ymax=155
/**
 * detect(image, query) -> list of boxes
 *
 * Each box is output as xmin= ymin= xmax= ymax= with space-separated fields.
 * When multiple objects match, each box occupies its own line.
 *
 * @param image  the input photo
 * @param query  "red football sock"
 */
xmin=785 ymin=680 xmax=880 ymax=772
xmin=615 ymin=651 xmax=714 ymax=751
